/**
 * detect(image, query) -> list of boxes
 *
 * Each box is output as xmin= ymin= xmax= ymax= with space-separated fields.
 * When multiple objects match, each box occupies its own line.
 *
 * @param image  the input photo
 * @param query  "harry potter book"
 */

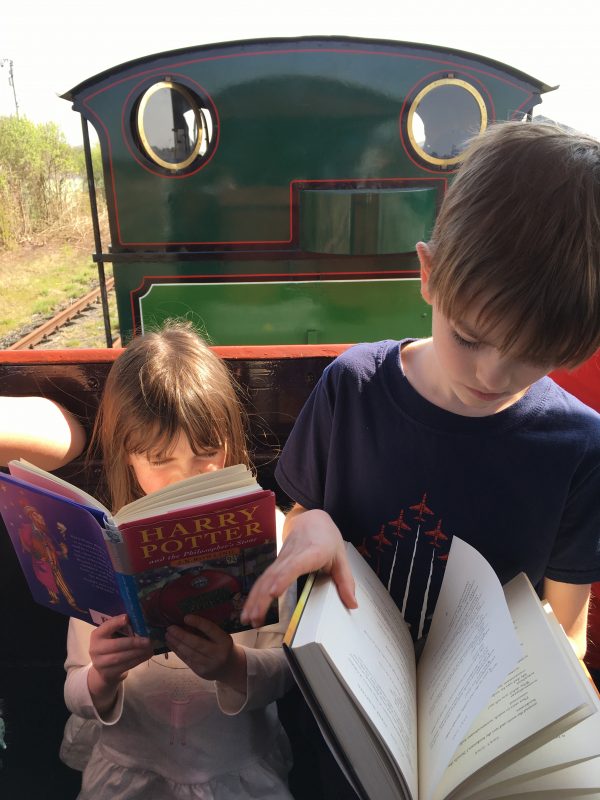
xmin=284 ymin=538 xmax=600 ymax=800
xmin=0 ymin=460 xmax=278 ymax=649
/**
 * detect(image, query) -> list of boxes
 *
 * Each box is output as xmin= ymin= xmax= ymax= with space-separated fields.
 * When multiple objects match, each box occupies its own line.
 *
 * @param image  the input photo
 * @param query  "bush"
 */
xmin=0 ymin=116 xmax=101 ymax=249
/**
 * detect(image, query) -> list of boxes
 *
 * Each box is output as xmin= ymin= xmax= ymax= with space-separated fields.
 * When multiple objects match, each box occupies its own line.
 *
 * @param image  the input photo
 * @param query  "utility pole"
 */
xmin=0 ymin=58 xmax=19 ymax=118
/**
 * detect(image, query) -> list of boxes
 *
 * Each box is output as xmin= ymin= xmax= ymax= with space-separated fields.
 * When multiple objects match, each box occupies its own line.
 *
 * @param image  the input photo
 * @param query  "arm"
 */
xmin=65 ymin=615 xmax=153 ymax=720
xmin=87 ymin=615 xmax=154 ymax=715
xmin=165 ymin=615 xmax=247 ymax=691
xmin=241 ymin=504 xmax=357 ymax=628
xmin=166 ymin=616 xmax=297 ymax=714
xmin=65 ymin=618 xmax=114 ymax=721
xmin=220 ymin=645 xmax=293 ymax=714
xmin=0 ymin=397 xmax=86 ymax=470
xmin=542 ymin=577 xmax=591 ymax=660
xmin=167 ymin=509 xmax=299 ymax=713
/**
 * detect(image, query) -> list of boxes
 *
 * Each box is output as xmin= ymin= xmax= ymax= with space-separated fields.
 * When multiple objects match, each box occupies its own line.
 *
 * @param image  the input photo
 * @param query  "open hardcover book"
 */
xmin=0 ymin=459 xmax=278 ymax=650
xmin=284 ymin=538 xmax=600 ymax=800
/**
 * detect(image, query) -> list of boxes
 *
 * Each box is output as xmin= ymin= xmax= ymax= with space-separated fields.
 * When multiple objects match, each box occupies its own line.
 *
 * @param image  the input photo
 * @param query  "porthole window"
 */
xmin=135 ymin=81 xmax=215 ymax=172
xmin=407 ymin=78 xmax=487 ymax=168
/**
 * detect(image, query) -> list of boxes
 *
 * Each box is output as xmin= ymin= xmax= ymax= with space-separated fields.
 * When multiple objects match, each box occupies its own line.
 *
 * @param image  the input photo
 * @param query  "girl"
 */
xmin=50 ymin=323 xmax=295 ymax=799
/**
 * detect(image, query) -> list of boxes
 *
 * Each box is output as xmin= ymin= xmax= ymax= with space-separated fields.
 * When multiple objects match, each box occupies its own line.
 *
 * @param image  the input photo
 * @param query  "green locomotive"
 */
xmin=63 ymin=36 xmax=552 ymax=345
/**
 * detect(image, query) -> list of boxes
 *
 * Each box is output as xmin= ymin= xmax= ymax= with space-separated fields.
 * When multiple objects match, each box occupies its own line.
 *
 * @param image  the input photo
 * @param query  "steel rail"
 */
xmin=7 ymin=277 xmax=115 ymax=350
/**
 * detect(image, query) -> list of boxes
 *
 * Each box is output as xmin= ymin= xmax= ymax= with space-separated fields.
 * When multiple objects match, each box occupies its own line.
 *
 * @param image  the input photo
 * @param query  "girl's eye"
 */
xmin=148 ymin=458 xmax=167 ymax=466
xmin=452 ymin=329 xmax=480 ymax=350
xmin=197 ymin=450 xmax=219 ymax=460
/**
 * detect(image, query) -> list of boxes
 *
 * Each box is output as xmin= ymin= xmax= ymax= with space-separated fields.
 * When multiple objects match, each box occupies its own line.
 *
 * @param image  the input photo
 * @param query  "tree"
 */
xmin=0 ymin=116 xmax=86 ymax=248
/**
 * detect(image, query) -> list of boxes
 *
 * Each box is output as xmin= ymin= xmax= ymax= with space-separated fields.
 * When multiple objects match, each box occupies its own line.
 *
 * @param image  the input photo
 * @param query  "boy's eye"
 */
xmin=451 ymin=329 xmax=480 ymax=350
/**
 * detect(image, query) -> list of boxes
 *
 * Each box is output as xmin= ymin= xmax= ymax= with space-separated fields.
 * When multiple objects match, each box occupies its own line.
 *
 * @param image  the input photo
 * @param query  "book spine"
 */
xmin=103 ymin=515 xmax=123 ymax=544
xmin=101 ymin=514 xmax=133 ymax=574
xmin=284 ymin=571 xmax=317 ymax=646
xmin=114 ymin=573 xmax=149 ymax=637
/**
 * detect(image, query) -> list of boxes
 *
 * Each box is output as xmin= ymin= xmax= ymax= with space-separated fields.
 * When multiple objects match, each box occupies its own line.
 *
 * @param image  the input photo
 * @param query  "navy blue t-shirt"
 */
xmin=276 ymin=340 xmax=600 ymax=640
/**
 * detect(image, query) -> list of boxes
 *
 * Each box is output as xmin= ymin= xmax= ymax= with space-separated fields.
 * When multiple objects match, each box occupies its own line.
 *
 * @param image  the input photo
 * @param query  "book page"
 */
xmin=114 ymin=463 xmax=254 ymax=523
xmin=9 ymin=459 xmax=108 ymax=513
xmin=470 ymin=756 xmax=600 ymax=799
xmin=433 ymin=573 xmax=597 ymax=800
xmin=114 ymin=479 xmax=259 ymax=525
xmin=459 ymin=713 xmax=600 ymax=800
xmin=294 ymin=543 xmax=420 ymax=800
xmin=417 ymin=537 xmax=522 ymax=800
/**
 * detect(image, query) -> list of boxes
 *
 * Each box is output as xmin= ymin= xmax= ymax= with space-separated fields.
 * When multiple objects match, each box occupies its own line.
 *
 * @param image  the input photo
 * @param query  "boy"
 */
xmin=243 ymin=122 xmax=600 ymax=665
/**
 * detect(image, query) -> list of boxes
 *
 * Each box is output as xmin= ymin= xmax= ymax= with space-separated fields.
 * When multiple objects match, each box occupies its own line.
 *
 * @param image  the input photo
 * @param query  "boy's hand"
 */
xmin=165 ymin=615 xmax=247 ymax=692
xmin=241 ymin=507 xmax=357 ymax=628
xmin=87 ymin=614 xmax=153 ymax=714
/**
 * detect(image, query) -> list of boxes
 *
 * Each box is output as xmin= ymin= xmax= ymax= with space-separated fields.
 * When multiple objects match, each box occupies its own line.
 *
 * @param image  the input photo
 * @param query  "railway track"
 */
xmin=7 ymin=277 xmax=119 ymax=350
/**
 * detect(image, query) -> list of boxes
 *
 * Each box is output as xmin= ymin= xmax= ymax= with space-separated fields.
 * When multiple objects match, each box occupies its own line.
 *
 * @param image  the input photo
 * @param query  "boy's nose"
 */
xmin=476 ymin=353 xmax=511 ymax=392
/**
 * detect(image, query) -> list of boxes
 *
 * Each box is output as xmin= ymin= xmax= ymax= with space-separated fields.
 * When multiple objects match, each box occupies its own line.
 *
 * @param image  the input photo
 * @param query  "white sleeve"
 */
xmin=64 ymin=617 xmax=124 ymax=724
xmin=216 ymin=507 xmax=296 ymax=714
xmin=216 ymin=644 xmax=294 ymax=714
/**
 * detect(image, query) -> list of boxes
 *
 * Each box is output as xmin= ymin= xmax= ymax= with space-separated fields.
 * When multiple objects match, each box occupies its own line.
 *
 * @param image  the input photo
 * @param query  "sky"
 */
xmin=1 ymin=0 xmax=599 ymax=146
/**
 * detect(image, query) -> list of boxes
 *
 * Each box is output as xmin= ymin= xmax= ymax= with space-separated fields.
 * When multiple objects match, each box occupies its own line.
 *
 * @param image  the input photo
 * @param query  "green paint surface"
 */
xmin=138 ymin=278 xmax=431 ymax=344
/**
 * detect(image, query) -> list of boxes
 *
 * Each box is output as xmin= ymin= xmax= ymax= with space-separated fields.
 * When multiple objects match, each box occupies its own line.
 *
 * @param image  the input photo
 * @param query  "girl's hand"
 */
xmin=87 ymin=614 xmax=153 ymax=714
xmin=165 ymin=615 xmax=247 ymax=692
xmin=241 ymin=506 xmax=357 ymax=628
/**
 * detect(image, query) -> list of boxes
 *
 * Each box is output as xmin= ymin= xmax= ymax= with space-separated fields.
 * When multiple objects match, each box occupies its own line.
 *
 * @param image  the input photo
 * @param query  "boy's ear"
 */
xmin=416 ymin=242 xmax=433 ymax=305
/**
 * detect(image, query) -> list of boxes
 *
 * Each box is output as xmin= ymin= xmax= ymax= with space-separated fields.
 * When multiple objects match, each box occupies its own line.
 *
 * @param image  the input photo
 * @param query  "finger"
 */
xmin=96 ymin=651 xmax=150 ymax=674
xmin=164 ymin=629 xmax=211 ymax=667
xmin=331 ymin=557 xmax=358 ymax=609
xmin=92 ymin=640 xmax=153 ymax=674
xmin=242 ymin=540 xmax=357 ymax=625
xmin=164 ymin=623 xmax=211 ymax=652
xmin=96 ymin=614 xmax=132 ymax=637
xmin=93 ymin=629 xmax=152 ymax=653
xmin=92 ymin=648 xmax=153 ymax=676
xmin=241 ymin=569 xmax=282 ymax=627
xmin=241 ymin=537 xmax=318 ymax=624
xmin=181 ymin=615 xmax=226 ymax=642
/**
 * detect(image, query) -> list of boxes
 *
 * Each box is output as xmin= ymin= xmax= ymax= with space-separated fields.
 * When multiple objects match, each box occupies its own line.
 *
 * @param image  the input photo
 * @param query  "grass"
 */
xmin=0 ymin=206 xmax=118 ymax=347
xmin=0 ymin=245 xmax=101 ymax=336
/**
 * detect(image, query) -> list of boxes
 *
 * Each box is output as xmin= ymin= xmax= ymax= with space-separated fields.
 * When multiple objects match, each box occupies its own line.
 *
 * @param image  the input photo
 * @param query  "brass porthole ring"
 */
xmin=137 ymin=81 xmax=204 ymax=171
xmin=407 ymin=78 xmax=487 ymax=167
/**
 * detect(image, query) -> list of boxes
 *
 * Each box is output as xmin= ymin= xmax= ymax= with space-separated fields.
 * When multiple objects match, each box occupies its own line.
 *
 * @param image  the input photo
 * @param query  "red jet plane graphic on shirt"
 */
xmin=409 ymin=493 xmax=434 ymax=522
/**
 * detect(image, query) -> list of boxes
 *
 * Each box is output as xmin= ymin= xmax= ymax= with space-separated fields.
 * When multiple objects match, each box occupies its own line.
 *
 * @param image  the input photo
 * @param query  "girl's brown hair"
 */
xmin=428 ymin=122 xmax=600 ymax=367
xmin=89 ymin=322 xmax=249 ymax=512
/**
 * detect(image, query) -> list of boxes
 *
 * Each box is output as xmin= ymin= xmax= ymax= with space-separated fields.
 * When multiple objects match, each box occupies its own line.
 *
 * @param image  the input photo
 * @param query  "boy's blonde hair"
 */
xmin=427 ymin=122 xmax=600 ymax=367
xmin=90 ymin=322 xmax=249 ymax=512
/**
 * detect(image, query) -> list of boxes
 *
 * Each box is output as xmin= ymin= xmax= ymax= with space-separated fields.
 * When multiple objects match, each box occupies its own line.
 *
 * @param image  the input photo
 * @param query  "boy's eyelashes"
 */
xmin=451 ymin=329 xmax=481 ymax=350
xmin=451 ymin=328 xmax=553 ymax=369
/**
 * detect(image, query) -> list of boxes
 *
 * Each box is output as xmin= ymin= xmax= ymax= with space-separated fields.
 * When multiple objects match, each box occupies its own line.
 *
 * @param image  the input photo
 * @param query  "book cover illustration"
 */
xmin=117 ymin=491 xmax=279 ymax=642
xmin=0 ymin=477 xmax=126 ymax=625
